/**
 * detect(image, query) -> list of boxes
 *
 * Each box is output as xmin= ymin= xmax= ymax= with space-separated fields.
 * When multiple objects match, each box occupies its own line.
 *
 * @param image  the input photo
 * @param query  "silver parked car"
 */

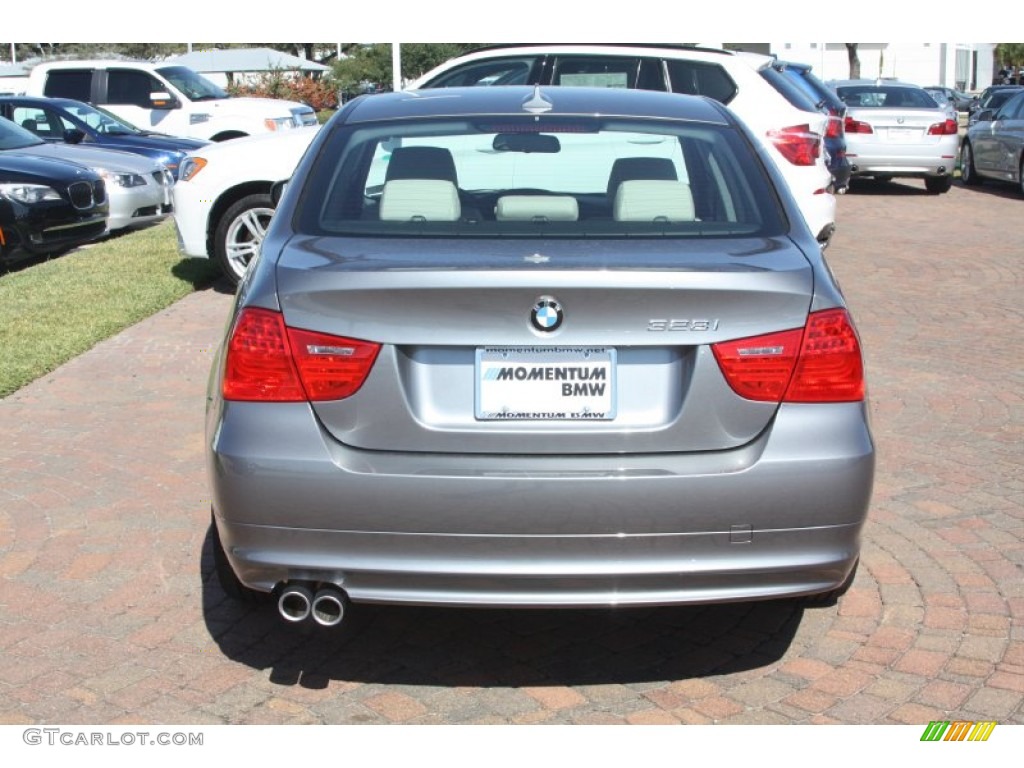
xmin=207 ymin=86 xmax=874 ymax=626
xmin=0 ymin=116 xmax=172 ymax=232
xmin=960 ymin=89 xmax=1024 ymax=195
xmin=830 ymin=79 xmax=960 ymax=193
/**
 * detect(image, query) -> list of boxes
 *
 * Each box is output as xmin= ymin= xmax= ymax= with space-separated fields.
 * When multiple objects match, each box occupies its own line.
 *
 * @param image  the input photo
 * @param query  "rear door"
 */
xmin=993 ymin=93 xmax=1024 ymax=177
xmin=40 ymin=68 xmax=97 ymax=103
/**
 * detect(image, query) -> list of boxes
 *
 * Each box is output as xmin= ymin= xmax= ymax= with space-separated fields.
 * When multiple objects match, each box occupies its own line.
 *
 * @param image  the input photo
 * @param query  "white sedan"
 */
xmin=172 ymin=126 xmax=320 ymax=284
xmin=830 ymin=80 xmax=960 ymax=194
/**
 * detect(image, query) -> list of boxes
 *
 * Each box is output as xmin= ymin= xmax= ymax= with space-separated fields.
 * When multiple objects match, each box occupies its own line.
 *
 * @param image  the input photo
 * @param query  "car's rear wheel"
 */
xmin=214 ymin=194 xmax=275 ymax=286
xmin=1018 ymin=157 xmax=1024 ymax=197
xmin=925 ymin=176 xmax=952 ymax=194
xmin=960 ymin=141 xmax=983 ymax=186
xmin=211 ymin=512 xmax=267 ymax=603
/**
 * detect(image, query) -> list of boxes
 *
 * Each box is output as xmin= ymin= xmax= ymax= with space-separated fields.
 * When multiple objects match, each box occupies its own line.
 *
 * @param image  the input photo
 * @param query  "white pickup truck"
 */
xmin=25 ymin=60 xmax=317 ymax=142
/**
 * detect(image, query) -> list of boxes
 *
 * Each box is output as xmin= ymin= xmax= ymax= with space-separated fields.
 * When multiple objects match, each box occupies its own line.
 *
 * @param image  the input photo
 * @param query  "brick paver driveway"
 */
xmin=1 ymin=178 xmax=1021 ymax=725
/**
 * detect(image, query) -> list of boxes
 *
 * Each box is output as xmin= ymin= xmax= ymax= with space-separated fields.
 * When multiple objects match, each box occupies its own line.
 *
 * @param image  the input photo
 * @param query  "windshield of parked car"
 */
xmin=0 ymin=117 xmax=46 ymax=150
xmin=64 ymin=102 xmax=143 ymax=135
xmin=154 ymin=66 xmax=228 ymax=101
xmin=981 ymin=89 xmax=1024 ymax=110
xmin=296 ymin=115 xmax=787 ymax=239
xmin=836 ymin=85 xmax=940 ymax=109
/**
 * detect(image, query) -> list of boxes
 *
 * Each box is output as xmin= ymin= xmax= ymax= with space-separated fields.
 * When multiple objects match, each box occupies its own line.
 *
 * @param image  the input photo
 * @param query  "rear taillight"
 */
xmin=712 ymin=308 xmax=864 ymax=403
xmin=844 ymin=116 xmax=874 ymax=134
xmin=287 ymin=326 xmax=381 ymax=401
xmin=766 ymin=124 xmax=822 ymax=166
xmin=223 ymin=307 xmax=380 ymax=402
xmin=927 ymin=119 xmax=959 ymax=136
xmin=825 ymin=110 xmax=844 ymax=139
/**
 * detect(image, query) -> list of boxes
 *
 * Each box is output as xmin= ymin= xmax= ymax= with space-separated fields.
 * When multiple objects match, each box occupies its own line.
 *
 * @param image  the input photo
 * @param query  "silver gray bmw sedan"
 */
xmin=206 ymin=86 xmax=874 ymax=626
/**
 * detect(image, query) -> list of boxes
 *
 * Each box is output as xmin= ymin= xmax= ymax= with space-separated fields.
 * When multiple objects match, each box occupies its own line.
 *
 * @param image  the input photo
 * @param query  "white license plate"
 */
xmin=476 ymin=347 xmax=616 ymax=421
xmin=886 ymin=127 xmax=921 ymax=142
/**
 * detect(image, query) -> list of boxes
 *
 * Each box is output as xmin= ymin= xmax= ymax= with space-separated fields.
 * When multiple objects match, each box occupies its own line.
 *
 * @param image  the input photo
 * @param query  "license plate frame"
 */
xmin=475 ymin=346 xmax=617 ymax=421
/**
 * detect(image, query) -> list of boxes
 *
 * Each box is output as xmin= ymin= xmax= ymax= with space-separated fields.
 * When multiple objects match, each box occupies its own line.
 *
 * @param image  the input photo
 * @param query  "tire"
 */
xmin=211 ymin=512 xmax=267 ymax=604
xmin=960 ymin=141 xmax=982 ymax=186
xmin=213 ymin=194 xmax=275 ymax=286
xmin=925 ymin=176 xmax=952 ymax=194
xmin=1019 ymin=158 xmax=1024 ymax=198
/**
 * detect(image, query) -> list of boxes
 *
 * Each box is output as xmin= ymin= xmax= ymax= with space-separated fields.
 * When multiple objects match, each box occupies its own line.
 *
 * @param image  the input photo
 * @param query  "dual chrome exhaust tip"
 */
xmin=277 ymin=583 xmax=347 ymax=628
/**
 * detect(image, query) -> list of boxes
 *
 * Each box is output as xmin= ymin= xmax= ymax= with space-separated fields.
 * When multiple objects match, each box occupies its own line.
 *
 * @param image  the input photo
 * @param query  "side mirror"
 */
xmin=149 ymin=92 xmax=180 ymax=110
xmin=976 ymin=108 xmax=995 ymax=123
xmin=270 ymin=179 xmax=289 ymax=207
xmin=63 ymin=128 xmax=85 ymax=144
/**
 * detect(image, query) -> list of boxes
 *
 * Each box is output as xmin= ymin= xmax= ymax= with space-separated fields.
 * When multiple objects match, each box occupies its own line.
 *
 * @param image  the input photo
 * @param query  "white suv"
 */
xmin=26 ymin=61 xmax=318 ymax=143
xmin=411 ymin=45 xmax=837 ymax=244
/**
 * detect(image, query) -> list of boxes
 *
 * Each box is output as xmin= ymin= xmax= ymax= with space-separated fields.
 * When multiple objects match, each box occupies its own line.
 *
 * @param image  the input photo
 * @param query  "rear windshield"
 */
xmin=758 ymin=66 xmax=821 ymax=113
xmin=775 ymin=66 xmax=845 ymax=113
xmin=836 ymin=85 xmax=939 ymax=109
xmin=295 ymin=115 xmax=787 ymax=239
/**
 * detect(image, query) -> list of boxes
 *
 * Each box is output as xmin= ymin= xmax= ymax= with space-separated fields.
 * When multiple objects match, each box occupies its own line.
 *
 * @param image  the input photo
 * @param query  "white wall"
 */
xmin=768 ymin=43 xmax=996 ymax=92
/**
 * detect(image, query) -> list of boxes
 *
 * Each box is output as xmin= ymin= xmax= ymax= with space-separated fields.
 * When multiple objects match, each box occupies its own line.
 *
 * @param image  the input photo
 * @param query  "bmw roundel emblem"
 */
xmin=531 ymin=297 xmax=563 ymax=332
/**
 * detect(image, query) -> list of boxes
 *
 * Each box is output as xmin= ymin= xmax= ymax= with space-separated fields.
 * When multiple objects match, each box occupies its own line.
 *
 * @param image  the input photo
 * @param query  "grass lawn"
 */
xmin=0 ymin=221 xmax=221 ymax=398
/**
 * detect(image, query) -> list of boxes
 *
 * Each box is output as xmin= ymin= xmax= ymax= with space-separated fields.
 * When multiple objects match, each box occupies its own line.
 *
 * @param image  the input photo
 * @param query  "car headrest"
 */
xmin=495 ymin=195 xmax=579 ymax=222
xmin=613 ymin=180 xmax=696 ymax=222
xmin=379 ymin=179 xmax=462 ymax=222
xmin=384 ymin=146 xmax=459 ymax=185
xmin=606 ymin=157 xmax=679 ymax=198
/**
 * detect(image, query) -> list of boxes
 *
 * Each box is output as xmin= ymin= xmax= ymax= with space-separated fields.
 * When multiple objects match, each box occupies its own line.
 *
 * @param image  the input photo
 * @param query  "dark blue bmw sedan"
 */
xmin=0 ymin=96 xmax=209 ymax=179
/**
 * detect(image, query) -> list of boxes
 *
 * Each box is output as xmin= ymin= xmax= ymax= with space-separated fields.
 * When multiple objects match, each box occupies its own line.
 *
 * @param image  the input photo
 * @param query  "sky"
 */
xmin=4 ymin=1 xmax=1006 ymax=46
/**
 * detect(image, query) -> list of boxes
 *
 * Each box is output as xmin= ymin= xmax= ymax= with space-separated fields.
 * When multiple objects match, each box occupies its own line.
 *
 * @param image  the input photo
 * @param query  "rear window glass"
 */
xmin=549 ymin=57 xmax=665 ymax=91
xmin=758 ymin=66 xmax=820 ymax=113
xmin=294 ymin=115 xmax=787 ymax=240
xmin=422 ymin=58 xmax=539 ymax=88
xmin=836 ymin=86 xmax=940 ymax=109
xmin=43 ymin=70 xmax=92 ymax=101
xmin=776 ymin=66 xmax=845 ymax=113
xmin=665 ymin=60 xmax=737 ymax=104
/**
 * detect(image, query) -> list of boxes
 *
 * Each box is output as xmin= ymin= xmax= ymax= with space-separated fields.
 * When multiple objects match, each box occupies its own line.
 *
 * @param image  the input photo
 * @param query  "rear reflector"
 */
xmin=766 ymin=124 xmax=822 ymax=166
xmin=712 ymin=308 xmax=864 ymax=403
xmin=223 ymin=307 xmax=380 ymax=402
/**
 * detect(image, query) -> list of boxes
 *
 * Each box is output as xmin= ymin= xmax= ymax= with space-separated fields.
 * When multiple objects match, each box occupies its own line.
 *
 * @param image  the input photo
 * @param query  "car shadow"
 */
xmin=171 ymin=258 xmax=231 ymax=292
xmin=845 ymin=178 xmax=935 ymax=196
xmin=953 ymin=181 xmax=1024 ymax=200
xmin=199 ymin=525 xmax=807 ymax=689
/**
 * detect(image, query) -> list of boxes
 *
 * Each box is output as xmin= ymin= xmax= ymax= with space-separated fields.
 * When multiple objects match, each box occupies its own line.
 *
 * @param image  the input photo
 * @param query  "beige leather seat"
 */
xmin=379 ymin=179 xmax=462 ymax=222
xmin=613 ymin=180 xmax=696 ymax=222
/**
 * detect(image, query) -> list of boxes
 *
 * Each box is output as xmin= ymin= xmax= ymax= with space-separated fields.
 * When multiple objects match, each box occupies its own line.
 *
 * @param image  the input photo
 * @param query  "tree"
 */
xmin=330 ymin=43 xmax=484 ymax=97
xmin=995 ymin=43 xmax=1024 ymax=83
xmin=845 ymin=44 xmax=860 ymax=79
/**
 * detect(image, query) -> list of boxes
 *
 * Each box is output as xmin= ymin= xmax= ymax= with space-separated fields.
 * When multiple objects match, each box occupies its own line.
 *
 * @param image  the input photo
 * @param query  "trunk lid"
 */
xmin=275 ymin=235 xmax=815 ymax=455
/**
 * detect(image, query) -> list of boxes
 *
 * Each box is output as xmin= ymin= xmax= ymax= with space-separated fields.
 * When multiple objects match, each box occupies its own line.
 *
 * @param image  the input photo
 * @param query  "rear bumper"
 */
xmin=848 ymin=140 xmax=959 ymax=178
xmin=208 ymin=400 xmax=874 ymax=607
